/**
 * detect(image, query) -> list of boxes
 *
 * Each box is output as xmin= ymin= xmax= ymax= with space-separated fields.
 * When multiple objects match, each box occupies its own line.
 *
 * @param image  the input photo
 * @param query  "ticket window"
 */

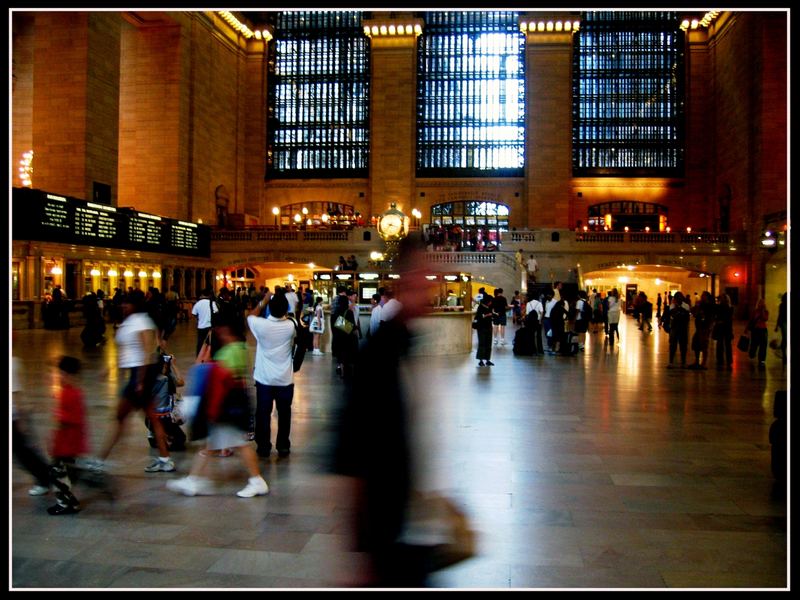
xmin=361 ymin=284 xmax=379 ymax=304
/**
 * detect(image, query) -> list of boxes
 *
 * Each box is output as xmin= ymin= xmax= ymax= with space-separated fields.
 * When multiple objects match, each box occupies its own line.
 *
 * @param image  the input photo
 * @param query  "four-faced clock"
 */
xmin=377 ymin=203 xmax=408 ymax=241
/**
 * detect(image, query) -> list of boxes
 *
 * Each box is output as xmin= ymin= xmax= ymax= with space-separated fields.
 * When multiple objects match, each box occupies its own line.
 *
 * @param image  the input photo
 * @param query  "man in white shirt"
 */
xmin=369 ymin=293 xmax=382 ymax=336
xmin=525 ymin=292 xmax=544 ymax=354
xmin=247 ymin=293 xmax=296 ymax=458
xmin=191 ymin=288 xmax=217 ymax=356
xmin=284 ymin=286 xmax=300 ymax=318
xmin=526 ymin=255 xmax=539 ymax=282
xmin=380 ymin=290 xmax=403 ymax=324
xmin=543 ymin=292 xmax=558 ymax=353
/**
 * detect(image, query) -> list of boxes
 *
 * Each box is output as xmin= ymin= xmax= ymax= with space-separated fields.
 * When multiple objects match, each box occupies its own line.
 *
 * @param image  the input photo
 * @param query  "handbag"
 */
xmin=334 ymin=314 xmax=354 ymax=335
xmin=737 ymin=333 xmax=750 ymax=352
xmin=400 ymin=492 xmax=476 ymax=572
xmin=310 ymin=316 xmax=324 ymax=334
xmin=471 ymin=317 xmax=479 ymax=330
xmin=196 ymin=331 xmax=213 ymax=363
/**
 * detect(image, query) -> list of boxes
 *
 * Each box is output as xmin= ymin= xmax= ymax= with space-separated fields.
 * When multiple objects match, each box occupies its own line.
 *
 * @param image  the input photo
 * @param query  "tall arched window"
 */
xmin=266 ymin=11 xmax=369 ymax=178
xmin=572 ymin=11 xmax=684 ymax=176
xmin=417 ymin=12 xmax=525 ymax=177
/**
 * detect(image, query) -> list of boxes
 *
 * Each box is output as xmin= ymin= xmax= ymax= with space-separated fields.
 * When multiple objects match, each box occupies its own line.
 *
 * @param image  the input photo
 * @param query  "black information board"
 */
xmin=12 ymin=187 xmax=210 ymax=258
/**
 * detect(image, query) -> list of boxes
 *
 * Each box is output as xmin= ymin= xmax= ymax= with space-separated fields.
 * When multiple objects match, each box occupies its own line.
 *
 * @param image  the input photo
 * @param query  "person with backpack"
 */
xmin=167 ymin=310 xmax=269 ymax=497
xmin=574 ymin=290 xmax=591 ymax=351
xmin=192 ymin=288 xmax=219 ymax=357
xmin=247 ymin=292 xmax=296 ymax=459
xmin=524 ymin=292 xmax=544 ymax=355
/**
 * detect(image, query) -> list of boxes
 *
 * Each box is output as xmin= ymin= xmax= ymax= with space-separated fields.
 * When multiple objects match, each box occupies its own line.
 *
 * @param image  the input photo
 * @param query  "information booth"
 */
xmin=312 ymin=270 xmax=472 ymax=311
xmin=310 ymin=269 xmax=474 ymax=356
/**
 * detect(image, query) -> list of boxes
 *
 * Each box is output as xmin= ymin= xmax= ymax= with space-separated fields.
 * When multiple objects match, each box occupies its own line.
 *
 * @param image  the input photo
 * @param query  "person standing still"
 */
xmin=492 ymin=288 xmax=508 ymax=346
xmin=714 ymin=293 xmax=734 ymax=370
xmin=475 ymin=293 xmax=495 ymax=366
xmin=247 ymin=293 xmax=296 ymax=458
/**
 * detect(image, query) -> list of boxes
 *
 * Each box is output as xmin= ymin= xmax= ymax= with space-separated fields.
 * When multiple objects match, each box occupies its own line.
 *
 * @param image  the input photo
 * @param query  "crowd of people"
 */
xmin=498 ymin=284 xmax=787 ymax=372
xmin=13 ymin=269 xmax=787 ymax=586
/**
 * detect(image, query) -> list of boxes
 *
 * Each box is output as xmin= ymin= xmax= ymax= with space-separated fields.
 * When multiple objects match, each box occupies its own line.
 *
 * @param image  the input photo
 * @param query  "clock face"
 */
xmin=380 ymin=215 xmax=403 ymax=238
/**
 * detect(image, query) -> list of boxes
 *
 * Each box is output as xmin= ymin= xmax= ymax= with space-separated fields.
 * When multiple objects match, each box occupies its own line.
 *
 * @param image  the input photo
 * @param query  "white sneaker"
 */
xmin=80 ymin=457 xmax=106 ymax=473
xmin=166 ymin=476 xmax=212 ymax=497
xmin=236 ymin=476 xmax=269 ymax=498
xmin=312 ymin=349 xmax=324 ymax=355
xmin=28 ymin=485 xmax=49 ymax=496
xmin=144 ymin=457 xmax=176 ymax=473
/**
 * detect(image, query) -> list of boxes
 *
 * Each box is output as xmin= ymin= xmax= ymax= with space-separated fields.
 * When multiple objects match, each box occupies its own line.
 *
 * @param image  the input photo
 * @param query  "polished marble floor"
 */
xmin=10 ymin=316 xmax=788 ymax=589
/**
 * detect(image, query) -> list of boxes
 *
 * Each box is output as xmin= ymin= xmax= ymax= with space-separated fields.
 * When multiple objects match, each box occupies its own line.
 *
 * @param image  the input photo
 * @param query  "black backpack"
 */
xmin=580 ymin=299 xmax=592 ymax=321
xmin=670 ymin=306 xmax=690 ymax=330
xmin=289 ymin=316 xmax=312 ymax=372
xmin=524 ymin=308 xmax=539 ymax=327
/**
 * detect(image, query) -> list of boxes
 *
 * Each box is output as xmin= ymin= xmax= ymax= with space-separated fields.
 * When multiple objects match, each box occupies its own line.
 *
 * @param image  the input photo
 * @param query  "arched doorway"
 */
xmin=580 ymin=264 xmax=718 ymax=314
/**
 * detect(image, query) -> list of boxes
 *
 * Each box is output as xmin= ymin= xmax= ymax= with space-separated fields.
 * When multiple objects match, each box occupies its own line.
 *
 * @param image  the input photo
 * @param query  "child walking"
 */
xmin=48 ymin=356 xmax=90 ymax=515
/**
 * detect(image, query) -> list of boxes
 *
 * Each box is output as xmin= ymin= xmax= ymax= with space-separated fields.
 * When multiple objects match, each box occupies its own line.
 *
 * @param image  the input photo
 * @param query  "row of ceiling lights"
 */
xmin=680 ymin=10 xmax=721 ymax=31
xmin=218 ymin=11 xmax=724 ymax=41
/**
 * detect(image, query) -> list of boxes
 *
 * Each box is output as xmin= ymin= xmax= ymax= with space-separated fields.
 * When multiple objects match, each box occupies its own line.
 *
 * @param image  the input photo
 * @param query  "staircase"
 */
xmin=425 ymin=251 xmax=523 ymax=294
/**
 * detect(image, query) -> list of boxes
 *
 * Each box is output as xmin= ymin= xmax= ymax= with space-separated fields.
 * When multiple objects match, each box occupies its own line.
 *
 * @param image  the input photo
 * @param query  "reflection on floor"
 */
xmin=11 ymin=316 xmax=788 ymax=589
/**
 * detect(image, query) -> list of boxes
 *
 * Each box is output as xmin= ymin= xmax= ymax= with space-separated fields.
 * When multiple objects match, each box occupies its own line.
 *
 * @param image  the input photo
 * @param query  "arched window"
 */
xmin=417 ymin=12 xmax=525 ymax=177
xmin=429 ymin=200 xmax=509 ymax=250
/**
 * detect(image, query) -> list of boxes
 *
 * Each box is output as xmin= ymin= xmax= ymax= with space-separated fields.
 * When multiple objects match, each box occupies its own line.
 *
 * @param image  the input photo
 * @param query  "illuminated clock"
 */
xmin=377 ymin=203 xmax=409 ymax=241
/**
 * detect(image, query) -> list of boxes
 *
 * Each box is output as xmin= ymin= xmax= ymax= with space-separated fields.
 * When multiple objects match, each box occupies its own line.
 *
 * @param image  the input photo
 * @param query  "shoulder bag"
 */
xmin=737 ymin=332 xmax=751 ymax=353
xmin=334 ymin=314 xmax=354 ymax=335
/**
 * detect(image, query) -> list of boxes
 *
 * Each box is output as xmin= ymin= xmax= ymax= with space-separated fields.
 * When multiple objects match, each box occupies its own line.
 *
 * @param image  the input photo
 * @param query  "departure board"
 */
xmin=41 ymin=193 xmax=71 ymax=231
xmin=126 ymin=211 xmax=164 ymax=248
xmin=12 ymin=187 xmax=211 ymax=257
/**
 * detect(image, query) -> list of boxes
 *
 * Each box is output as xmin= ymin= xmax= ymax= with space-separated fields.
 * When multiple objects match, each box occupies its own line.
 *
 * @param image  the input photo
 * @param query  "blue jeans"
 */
xmin=255 ymin=382 xmax=294 ymax=454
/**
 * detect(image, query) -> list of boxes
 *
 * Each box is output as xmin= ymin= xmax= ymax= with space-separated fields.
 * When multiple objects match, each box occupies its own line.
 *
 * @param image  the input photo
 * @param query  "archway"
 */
xmin=580 ymin=264 xmax=717 ymax=313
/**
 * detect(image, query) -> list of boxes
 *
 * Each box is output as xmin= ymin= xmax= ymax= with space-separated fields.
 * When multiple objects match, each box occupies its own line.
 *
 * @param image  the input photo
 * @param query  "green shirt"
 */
xmin=213 ymin=341 xmax=249 ymax=381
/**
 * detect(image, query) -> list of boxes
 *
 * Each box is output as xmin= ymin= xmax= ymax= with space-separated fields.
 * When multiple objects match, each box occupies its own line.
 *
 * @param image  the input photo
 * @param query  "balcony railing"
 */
xmin=213 ymin=229 xmax=354 ymax=243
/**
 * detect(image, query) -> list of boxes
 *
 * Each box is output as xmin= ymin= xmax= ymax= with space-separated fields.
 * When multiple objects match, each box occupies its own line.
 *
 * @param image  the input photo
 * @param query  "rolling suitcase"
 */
xmin=513 ymin=326 xmax=535 ymax=356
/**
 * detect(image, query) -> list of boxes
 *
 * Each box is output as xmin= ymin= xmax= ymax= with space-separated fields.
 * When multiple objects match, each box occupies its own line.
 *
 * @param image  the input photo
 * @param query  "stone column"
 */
xmin=522 ymin=15 xmax=576 ymax=229
xmin=364 ymin=15 xmax=422 ymax=218
xmin=243 ymin=34 xmax=269 ymax=221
